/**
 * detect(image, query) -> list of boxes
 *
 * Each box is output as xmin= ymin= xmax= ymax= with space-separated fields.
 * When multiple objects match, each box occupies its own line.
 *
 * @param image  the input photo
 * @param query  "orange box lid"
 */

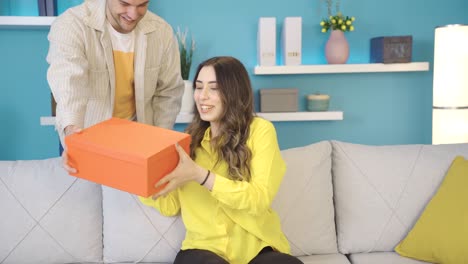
xmin=66 ymin=118 xmax=190 ymax=164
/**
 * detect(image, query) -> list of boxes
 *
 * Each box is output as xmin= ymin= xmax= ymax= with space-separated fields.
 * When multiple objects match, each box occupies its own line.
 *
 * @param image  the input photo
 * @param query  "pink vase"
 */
xmin=325 ymin=30 xmax=350 ymax=64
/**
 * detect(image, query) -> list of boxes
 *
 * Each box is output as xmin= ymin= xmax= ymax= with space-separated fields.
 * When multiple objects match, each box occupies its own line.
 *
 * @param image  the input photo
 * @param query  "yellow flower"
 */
xmin=319 ymin=12 xmax=356 ymax=33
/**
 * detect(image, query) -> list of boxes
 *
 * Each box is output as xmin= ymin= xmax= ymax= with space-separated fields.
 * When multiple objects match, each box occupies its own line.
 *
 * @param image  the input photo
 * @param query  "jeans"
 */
xmin=173 ymin=246 xmax=304 ymax=264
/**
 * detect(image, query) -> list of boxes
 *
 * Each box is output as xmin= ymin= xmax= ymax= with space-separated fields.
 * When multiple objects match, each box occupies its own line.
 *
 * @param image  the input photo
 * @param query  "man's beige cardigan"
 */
xmin=47 ymin=0 xmax=184 ymax=146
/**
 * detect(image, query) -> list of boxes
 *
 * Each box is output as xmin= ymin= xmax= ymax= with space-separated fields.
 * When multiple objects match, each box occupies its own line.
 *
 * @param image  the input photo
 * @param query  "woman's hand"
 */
xmin=152 ymin=143 xmax=207 ymax=200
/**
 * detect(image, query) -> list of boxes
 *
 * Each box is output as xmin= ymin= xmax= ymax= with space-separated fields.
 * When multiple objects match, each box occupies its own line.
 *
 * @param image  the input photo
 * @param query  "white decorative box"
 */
xmin=282 ymin=17 xmax=302 ymax=65
xmin=257 ymin=17 xmax=277 ymax=66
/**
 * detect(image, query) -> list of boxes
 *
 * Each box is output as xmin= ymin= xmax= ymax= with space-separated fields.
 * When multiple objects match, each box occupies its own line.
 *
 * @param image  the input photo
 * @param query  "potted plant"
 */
xmin=319 ymin=0 xmax=355 ymax=33
xmin=319 ymin=0 xmax=356 ymax=64
xmin=176 ymin=27 xmax=196 ymax=81
xmin=175 ymin=27 xmax=196 ymax=113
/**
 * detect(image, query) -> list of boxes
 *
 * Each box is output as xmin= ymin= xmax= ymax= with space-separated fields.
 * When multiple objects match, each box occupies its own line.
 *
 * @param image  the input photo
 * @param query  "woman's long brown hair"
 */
xmin=186 ymin=56 xmax=254 ymax=181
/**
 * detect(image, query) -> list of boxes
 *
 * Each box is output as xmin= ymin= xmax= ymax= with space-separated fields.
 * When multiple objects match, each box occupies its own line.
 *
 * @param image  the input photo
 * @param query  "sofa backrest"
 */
xmin=2 ymin=140 xmax=466 ymax=263
xmin=331 ymin=140 xmax=468 ymax=254
xmin=0 ymin=158 xmax=102 ymax=264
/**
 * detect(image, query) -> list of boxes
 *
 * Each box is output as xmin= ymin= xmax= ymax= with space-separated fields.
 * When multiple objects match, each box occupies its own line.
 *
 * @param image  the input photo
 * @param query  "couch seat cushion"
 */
xmin=349 ymin=252 xmax=432 ymax=264
xmin=0 ymin=158 xmax=103 ymax=263
xmin=298 ymin=253 xmax=350 ymax=264
xmin=331 ymin=141 xmax=468 ymax=254
xmin=105 ymin=254 xmax=351 ymax=264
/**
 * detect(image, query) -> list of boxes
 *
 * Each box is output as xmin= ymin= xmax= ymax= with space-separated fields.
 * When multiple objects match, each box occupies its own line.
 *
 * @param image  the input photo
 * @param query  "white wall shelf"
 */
xmin=0 ymin=16 xmax=56 ymax=28
xmin=258 ymin=111 xmax=343 ymax=121
xmin=40 ymin=111 xmax=343 ymax=126
xmin=40 ymin=114 xmax=199 ymax=126
xmin=254 ymin=62 xmax=430 ymax=75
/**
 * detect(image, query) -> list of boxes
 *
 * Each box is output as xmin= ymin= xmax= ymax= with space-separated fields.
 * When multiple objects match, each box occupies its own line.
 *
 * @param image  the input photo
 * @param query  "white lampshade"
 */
xmin=432 ymin=25 xmax=468 ymax=144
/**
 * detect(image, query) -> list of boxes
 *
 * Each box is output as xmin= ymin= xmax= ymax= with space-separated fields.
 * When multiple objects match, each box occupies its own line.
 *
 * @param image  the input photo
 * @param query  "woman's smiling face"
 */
xmin=194 ymin=66 xmax=223 ymax=136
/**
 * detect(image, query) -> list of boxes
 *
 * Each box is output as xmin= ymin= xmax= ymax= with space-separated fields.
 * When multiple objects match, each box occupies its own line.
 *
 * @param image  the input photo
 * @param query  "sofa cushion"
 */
xmin=106 ymin=257 xmax=351 ymax=264
xmin=331 ymin=141 xmax=468 ymax=254
xmin=349 ymin=252 xmax=431 ymax=264
xmin=298 ymin=253 xmax=351 ymax=264
xmin=395 ymin=156 xmax=468 ymax=264
xmin=102 ymin=187 xmax=185 ymax=263
xmin=0 ymin=158 xmax=103 ymax=263
xmin=273 ymin=141 xmax=338 ymax=256
xmin=102 ymin=141 xmax=337 ymax=262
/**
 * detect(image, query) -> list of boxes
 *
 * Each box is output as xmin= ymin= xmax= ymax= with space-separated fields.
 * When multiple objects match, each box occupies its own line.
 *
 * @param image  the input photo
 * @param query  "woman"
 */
xmin=139 ymin=56 xmax=303 ymax=264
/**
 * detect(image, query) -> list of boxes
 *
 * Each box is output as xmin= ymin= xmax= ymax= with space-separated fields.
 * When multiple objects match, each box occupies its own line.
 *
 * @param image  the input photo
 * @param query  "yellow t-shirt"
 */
xmin=107 ymin=22 xmax=135 ymax=120
xmin=139 ymin=117 xmax=290 ymax=264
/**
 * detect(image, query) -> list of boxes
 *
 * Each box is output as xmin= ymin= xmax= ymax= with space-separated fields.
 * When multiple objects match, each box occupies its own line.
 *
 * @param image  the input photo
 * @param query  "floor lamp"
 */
xmin=432 ymin=24 xmax=468 ymax=144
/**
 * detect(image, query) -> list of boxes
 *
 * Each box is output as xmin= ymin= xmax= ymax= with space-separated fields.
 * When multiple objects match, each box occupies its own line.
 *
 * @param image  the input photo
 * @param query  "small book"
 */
xmin=45 ymin=0 xmax=57 ymax=16
xmin=37 ymin=0 xmax=47 ymax=16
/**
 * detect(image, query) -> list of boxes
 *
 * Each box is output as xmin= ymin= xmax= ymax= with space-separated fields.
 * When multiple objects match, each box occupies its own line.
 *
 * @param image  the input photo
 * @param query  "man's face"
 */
xmin=106 ymin=0 xmax=149 ymax=33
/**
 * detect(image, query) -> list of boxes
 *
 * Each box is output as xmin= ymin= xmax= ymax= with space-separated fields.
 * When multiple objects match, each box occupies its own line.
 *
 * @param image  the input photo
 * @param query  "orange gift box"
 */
xmin=65 ymin=117 xmax=191 ymax=197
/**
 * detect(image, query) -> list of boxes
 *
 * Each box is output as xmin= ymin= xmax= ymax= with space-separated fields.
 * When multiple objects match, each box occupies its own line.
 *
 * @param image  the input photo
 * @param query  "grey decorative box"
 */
xmin=370 ymin=36 xmax=412 ymax=63
xmin=260 ymin=88 xmax=298 ymax=112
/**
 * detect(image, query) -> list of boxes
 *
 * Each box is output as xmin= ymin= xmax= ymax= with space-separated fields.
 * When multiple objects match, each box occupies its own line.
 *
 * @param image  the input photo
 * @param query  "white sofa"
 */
xmin=1 ymin=140 xmax=467 ymax=264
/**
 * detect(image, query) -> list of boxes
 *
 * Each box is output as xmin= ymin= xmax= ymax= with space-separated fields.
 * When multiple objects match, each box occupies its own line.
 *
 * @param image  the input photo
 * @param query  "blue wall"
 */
xmin=1 ymin=0 xmax=467 ymax=160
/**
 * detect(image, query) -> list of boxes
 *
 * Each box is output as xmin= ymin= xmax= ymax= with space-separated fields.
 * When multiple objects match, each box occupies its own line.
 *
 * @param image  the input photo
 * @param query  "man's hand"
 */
xmin=62 ymin=125 xmax=82 ymax=174
xmin=64 ymin=125 xmax=82 ymax=137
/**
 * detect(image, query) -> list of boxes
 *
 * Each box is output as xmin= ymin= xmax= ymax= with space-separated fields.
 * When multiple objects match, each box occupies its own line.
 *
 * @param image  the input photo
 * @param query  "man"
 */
xmin=47 ymin=0 xmax=184 ymax=172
